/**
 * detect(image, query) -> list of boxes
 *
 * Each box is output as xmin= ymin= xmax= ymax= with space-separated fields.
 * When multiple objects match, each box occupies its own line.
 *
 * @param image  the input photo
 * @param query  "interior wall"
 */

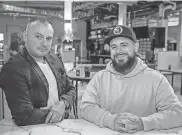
xmin=0 ymin=16 xmax=65 ymax=44
xmin=72 ymin=20 xmax=87 ymax=59
xmin=0 ymin=15 xmax=179 ymax=59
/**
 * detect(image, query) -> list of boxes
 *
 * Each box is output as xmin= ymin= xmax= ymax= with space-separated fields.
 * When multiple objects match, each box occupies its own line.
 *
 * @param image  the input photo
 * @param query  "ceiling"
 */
xmin=0 ymin=1 xmax=135 ymax=11
xmin=128 ymin=1 xmax=182 ymax=18
xmin=0 ymin=1 xmax=181 ymax=20
xmin=0 ymin=1 xmax=64 ymax=11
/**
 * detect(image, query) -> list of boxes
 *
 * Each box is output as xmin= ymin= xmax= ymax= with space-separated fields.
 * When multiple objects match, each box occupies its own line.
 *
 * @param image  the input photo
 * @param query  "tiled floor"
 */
xmin=76 ymin=74 xmax=182 ymax=118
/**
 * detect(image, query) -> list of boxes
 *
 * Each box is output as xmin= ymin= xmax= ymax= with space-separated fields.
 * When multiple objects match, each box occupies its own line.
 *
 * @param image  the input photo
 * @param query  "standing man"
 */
xmin=0 ymin=18 xmax=76 ymax=126
xmin=80 ymin=25 xmax=182 ymax=133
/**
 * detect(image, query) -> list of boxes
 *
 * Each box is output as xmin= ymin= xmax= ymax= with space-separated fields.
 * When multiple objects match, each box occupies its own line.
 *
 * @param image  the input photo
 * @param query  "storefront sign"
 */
xmin=0 ymin=4 xmax=63 ymax=18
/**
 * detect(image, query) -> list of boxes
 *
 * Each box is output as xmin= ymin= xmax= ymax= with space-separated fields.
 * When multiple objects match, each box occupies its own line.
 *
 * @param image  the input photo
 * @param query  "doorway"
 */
xmin=4 ymin=24 xmax=25 ymax=61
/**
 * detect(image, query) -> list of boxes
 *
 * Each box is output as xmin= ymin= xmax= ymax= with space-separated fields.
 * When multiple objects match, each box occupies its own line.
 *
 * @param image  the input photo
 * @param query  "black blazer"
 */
xmin=0 ymin=48 xmax=76 ymax=126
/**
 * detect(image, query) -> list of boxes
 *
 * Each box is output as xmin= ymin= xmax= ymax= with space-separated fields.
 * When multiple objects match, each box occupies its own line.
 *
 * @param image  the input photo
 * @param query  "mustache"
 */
xmin=38 ymin=47 xmax=48 ymax=50
xmin=115 ymin=53 xmax=128 ymax=56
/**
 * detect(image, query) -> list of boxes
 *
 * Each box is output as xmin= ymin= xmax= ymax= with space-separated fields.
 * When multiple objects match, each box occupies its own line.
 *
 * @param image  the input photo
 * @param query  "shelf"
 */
xmin=88 ymin=36 xmax=109 ymax=40
xmin=91 ymin=23 xmax=117 ymax=30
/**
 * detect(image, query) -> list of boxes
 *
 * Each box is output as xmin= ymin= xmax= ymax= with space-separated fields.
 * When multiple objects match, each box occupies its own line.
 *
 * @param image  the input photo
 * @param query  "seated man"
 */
xmin=0 ymin=18 xmax=76 ymax=126
xmin=80 ymin=25 xmax=182 ymax=133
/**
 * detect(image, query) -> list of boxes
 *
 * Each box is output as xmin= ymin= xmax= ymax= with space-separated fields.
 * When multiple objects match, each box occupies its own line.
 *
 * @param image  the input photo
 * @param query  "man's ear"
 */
xmin=134 ymin=42 xmax=139 ymax=53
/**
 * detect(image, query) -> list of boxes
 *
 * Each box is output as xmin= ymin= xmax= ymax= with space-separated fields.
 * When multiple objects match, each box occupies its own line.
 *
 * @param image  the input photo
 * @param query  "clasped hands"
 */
xmin=114 ymin=112 xmax=144 ymax=134
xmin=41 ymin=100 xmax=66 ymax=124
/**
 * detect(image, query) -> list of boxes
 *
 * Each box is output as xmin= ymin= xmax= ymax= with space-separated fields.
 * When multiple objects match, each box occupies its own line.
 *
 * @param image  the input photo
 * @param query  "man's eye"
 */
xmin=47 ymin=37 xmax=52 ymax=41
xmin=123 ymin=44 xmax=128 ymax=46
xmin=36 ymin=35 xmax=42 ymax=39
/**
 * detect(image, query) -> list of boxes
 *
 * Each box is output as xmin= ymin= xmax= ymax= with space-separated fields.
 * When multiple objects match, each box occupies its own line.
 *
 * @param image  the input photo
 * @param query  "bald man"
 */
xmin=0 ymin=18 xmax=76 ymax=126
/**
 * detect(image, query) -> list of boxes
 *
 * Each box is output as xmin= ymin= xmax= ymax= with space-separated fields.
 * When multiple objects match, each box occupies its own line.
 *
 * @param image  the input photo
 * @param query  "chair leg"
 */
xmin=75 ymin=81 xmax=78 ymax=119
xmin=171 ymin=73 xmax=174 ymax=87
xmin=73 ymin=100 xmax=78 ymax=119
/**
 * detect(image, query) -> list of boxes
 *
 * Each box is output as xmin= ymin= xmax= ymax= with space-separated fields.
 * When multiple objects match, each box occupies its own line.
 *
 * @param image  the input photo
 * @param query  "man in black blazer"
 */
xmin=0 ymin=18 xmax=76 ymax=126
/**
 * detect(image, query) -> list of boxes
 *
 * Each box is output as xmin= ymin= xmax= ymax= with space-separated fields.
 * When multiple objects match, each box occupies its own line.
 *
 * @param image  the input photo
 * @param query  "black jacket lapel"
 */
xmin=21 ymin=48 xmax=49 ymax=93
xmin=45 ymin=53 xmax=66 ymax=100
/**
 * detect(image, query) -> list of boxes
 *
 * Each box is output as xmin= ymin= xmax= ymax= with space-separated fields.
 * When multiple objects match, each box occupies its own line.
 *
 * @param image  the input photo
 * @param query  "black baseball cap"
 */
xmin=105 ymin=25 xmax=137 ymax=44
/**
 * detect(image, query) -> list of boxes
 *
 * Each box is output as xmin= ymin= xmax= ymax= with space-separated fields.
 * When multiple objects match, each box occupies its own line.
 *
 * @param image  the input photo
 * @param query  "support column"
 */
xmin=158 ymin=3 xmax=168 ymax=50
xmin=63 ymin=0 xmax=74 ymax=71
xmin=64 ymin=0 xmax=72 ymax=38
xmin=118 ymin=3 xmax=127 ymax=26
xmin=177 ymin=13 xmax=182 ymax=67
xmin=4 ymin=24 xmax=9 ymax=62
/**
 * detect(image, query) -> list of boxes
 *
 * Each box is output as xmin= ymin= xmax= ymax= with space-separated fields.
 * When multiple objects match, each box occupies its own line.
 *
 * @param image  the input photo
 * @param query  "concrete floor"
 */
xmin=76 ymin=74 xmax=182 ymax=118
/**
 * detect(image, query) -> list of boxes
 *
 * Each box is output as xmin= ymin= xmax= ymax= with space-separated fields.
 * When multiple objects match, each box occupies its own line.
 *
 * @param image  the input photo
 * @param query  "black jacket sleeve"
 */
xmin=58 ymin=58 xmax=76 ymax=108
xmin=60 ymin=73 xmax=76 ymax=108
xmin=0 ymin=67 xmax=50 ymax=126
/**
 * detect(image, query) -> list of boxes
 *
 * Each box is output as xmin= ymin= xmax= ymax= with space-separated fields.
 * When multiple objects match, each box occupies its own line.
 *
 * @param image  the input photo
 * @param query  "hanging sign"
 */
xmin=0 ymin=4 xmax=63 ymax=18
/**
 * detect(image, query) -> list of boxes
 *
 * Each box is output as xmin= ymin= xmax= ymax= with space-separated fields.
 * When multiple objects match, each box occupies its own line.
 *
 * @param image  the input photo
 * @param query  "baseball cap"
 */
xmin=105 ymin=25 xmax=137 ymax=44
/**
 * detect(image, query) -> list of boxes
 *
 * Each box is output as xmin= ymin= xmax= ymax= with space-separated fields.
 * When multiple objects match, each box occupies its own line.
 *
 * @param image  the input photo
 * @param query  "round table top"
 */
xmin=2 ymin=118 xmax=180 ymax=135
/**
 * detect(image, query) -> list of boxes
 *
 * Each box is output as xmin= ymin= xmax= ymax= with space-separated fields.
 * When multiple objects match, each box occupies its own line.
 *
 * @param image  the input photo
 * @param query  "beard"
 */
xmin=112 ymin=53 xmax=137 ymax=73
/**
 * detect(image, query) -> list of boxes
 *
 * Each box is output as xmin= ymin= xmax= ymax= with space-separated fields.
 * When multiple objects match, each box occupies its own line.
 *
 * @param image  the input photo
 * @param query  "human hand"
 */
xmin=45 ymin=101 xmax=66 ymax=124
xmin=118 ymin=112 xmax=144 ymax=133
xmin=114 ymin=113 xmax=137 ymax=133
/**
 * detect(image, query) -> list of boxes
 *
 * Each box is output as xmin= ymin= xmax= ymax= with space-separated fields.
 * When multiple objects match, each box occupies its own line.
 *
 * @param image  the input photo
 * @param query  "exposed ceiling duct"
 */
xmin=0 ymin=1 xmax=181 ymax=20
xmin=159 ymin=1 xmax=176 ymax=19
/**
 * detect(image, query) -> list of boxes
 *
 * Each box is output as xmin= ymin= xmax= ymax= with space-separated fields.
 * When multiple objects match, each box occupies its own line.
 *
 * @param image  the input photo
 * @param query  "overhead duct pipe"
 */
xmin=159 ymin=1 xmax=176 ymax=19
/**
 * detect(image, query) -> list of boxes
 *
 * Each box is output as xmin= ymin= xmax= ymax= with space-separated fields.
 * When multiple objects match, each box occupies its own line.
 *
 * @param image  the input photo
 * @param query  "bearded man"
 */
xmin=80 ymin=25 xmax=182 ymax=133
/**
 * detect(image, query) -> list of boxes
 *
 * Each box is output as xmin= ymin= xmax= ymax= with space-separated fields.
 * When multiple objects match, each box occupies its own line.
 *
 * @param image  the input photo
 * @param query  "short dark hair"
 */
xmin=26 ymin=16 xmax=54 ymax=31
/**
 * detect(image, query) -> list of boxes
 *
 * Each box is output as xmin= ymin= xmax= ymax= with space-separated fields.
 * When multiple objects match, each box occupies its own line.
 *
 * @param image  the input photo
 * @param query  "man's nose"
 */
xmin=41 ymin=38 xmax=47 ymax=46
xmin=116 ymin=46 xmax=124 ymax=52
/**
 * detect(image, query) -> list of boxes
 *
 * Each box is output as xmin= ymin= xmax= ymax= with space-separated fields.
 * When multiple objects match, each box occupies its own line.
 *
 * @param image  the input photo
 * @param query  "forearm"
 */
xmin=61 ymin=78 xmax=76 ymax=107
xmin=80 ymin=73 xmax=117 ymax=129
xmin=80 ymin=104 xmax=117 ymax=130
xmin=0 ymin=68 xmax=51 ymax=126
xmin=141 ymin=103 xmax=182 ymax=131
xmin=142 ymin=77 xmax=182 ymax=131
xmin=61 ymin=88 xmax=76 ymax=106
xmin=14 ymin=108 xmax=50 ymax=126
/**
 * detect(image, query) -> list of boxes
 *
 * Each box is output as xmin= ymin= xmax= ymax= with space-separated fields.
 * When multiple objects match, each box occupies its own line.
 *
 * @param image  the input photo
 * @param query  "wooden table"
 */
xmin=1 ymin=118 xmax=182 ymax=135
xmin=67 ymin=71 xmax=96 ymax=118
xmin=159 ymin=69 xmax=182 ymax=95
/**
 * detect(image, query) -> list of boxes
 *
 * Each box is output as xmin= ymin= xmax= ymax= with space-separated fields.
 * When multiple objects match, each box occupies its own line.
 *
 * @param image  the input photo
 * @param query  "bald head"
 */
xmin=26 ymin=18 xmax=54 ymax=34
xmin=24 ymin=18 xmax=54 ymax=61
